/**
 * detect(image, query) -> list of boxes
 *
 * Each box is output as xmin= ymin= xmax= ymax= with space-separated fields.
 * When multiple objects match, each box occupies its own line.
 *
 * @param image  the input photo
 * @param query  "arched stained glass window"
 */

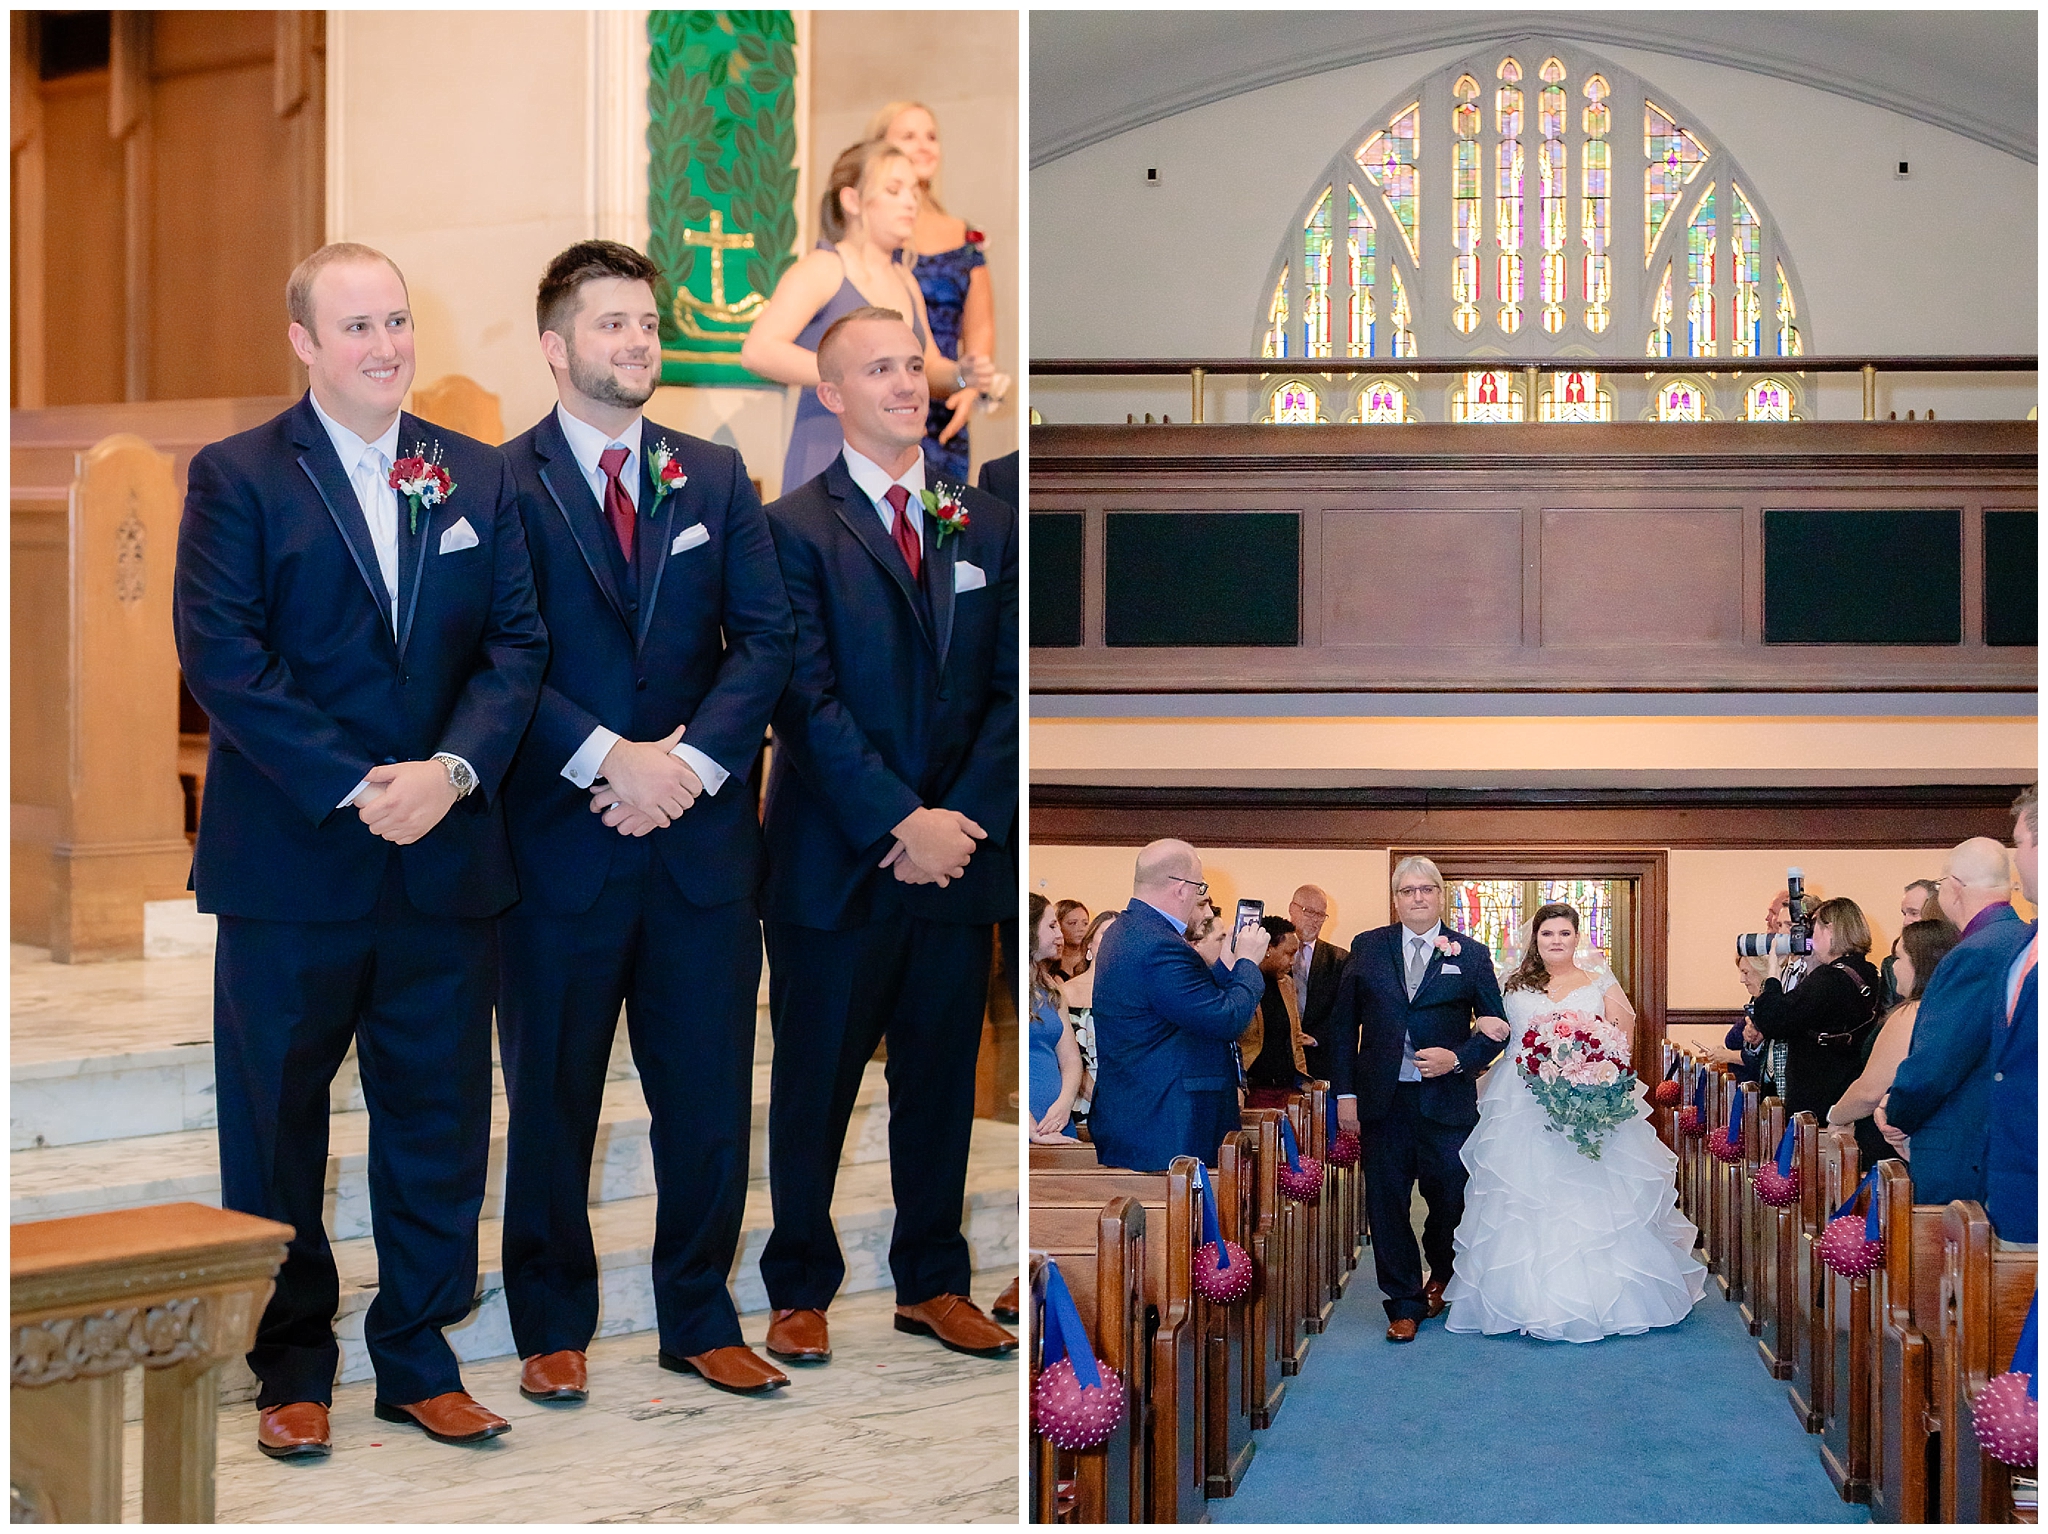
xmin=1452 ymin=74 xmax=1481 ymax=336
xmin=1685 ymin=184 xmax=1717 ymax=356
xmin=1356 ymin=102 xmax=1420 ymax=261
xmin=1453 ymin=369 xmax=1523 ymax=422
xmin=1582 ymin=74 xmax=1612 ymax=333
xmin=1495 ymin=58 xmax=1525 ymax=334
xmin=1537 ymin=57 xmax=1568 ymax=335
xmin=1645 ymin=102 xmax=1709 ymax=264
xmin=1777 ymin=262 xmax=1803 ymax=356
xmin=1731 ymin=184 xmax=1763 ymax=356
xmin=1744 ymin=377 xmax=1797 ymax=421
xmin=1648 ymin=263 xmax=1674 ymax=358
xmin=1348 ymin=189 xmax=1376 ymax=356
xmin=1303 ymin=189 xmax=1333 ymax=356
xmin=1266 ymin=378 xmax=1322 ymax=423
xmin=1262 ymin=270 xmax=1288 ymax=358
xmin=1655 ymin=377 xmax=1708 ymax=422
xmin=1540 ymin=369 xmax=1612 ymax=422
xmin=1357 ymin=377 xmax=1411 ymax=422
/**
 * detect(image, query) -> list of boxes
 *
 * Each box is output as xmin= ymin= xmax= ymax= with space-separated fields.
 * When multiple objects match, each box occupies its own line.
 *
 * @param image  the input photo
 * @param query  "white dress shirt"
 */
xmin=841 ymin=443 xmax=926 ymax=545
xmin=553 ymin=404 xmax=728 ymax=799
xmin=1339 ymin=920 xmax=1442 ymax=1100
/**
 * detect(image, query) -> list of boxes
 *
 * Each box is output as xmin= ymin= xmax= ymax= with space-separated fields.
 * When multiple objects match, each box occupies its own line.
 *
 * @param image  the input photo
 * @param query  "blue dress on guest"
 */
xmin=1029 ymin=993 xmax=1076 ymax=1137
xmin=908 ymin=238 xmax=986 ymax=483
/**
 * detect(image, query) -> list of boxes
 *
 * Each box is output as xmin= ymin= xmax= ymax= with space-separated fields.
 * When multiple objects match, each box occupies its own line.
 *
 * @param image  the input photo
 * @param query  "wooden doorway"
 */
xmin=1394 ymin=847 xmax=1669 ymax=1086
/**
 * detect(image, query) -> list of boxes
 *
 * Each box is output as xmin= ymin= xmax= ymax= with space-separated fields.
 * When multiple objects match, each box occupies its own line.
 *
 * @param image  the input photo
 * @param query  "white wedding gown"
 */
xmin=1442 ymin=977 xmax=1706 ymax=1343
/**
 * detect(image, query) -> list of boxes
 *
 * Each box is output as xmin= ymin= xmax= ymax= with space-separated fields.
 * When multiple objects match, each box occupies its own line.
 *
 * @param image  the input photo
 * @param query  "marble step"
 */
xmin=12 ymin=1061 xmax=890 ymax=1237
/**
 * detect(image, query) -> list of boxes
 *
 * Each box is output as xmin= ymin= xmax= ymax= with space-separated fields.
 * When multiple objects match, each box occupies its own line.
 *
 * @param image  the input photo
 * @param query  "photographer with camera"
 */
xmin=1739 ymin=894 xmax=1883 ymax=1122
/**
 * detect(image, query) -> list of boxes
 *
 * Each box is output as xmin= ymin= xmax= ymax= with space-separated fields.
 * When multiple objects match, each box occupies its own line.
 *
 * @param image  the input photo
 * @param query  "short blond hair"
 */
xmin=1390 ymin=855 xmax=1444 ymax=894
xmin=287 ymin=242 xmax=408 ymax=333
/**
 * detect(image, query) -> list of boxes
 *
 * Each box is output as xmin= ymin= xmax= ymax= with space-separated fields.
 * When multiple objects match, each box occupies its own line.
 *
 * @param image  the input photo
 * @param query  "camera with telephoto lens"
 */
xmin=1734 ymin=868 xmax=1812 ymax=959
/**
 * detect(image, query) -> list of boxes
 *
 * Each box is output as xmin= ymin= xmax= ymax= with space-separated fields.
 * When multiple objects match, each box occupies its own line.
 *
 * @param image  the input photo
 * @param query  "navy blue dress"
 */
xmin=1030 ymin=994 xmax=1077 ymax=1137
xmin=909 ymin=238 xmax=986 ymax=483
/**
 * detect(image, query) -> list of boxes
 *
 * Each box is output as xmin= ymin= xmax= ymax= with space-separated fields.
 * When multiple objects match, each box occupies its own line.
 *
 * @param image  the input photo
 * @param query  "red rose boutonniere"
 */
xmin=920 ymin=483 xmax=971 ymax=547
xmin=647 ymin=442 xmax=687 ymax=507
xmin=389 ymin=443 xmax=455 ymax=535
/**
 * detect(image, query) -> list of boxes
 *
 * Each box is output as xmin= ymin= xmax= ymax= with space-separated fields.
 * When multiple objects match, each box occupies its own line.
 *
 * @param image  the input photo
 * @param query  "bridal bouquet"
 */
xmin=1515 ymin=1008 xmax=1638 ymax=1160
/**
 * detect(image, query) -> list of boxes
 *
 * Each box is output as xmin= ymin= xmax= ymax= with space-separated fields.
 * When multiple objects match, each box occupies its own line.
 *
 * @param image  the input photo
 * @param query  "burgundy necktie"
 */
xmin=885 ymin=484 xmax=920 ymax=581
xmin=597 ymin=444 xmax=635 ymax=562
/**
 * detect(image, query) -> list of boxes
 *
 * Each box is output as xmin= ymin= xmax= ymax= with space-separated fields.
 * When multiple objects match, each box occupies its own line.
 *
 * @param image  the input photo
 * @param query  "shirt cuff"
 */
xmin=671 ymin=740 xmax=728 ymax=795
xmin=339 ymin=777 xmax=371 ymax=809
xmin=564 ymin=726 xmax=623 ymax=789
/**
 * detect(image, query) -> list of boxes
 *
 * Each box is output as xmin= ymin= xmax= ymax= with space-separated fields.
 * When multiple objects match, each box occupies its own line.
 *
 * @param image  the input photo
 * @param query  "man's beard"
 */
xmin=568 ymin=344 xmax=657 ymax=409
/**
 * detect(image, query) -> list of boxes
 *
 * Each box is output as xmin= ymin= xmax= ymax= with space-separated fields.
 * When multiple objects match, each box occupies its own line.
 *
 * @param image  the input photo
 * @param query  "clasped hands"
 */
xmin=587 ymin=726 xmax=704 ymax=836
xmin=353 ymin=760 xmax=459 ymax=845
xmin=880 ymin=805 xmax=987 ymax=887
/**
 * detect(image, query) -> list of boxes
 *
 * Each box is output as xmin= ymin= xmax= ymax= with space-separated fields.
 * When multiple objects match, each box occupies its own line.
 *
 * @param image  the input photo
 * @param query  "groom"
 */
xmin=1330 ymin=856 xmax=1507 ymax=1341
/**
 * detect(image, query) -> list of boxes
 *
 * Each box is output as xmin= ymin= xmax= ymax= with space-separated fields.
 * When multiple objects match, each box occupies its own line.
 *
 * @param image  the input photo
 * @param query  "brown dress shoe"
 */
xmin=765 ymin=1307 xmax=832 ymax=1363
xmin=895 ymin=1295 xmax=1019 ymax=1358
xmin=1423 ymin=1280 xmax=1447 ymax=1319
xmin=373 ymin=1391 xmax=511 ymax=1445
xmin=1386 ymin=1317 xmax=1420 ymax=1342
xmin=992 ymin=1276 xmax=1021 ymax=1324
xmin=519 ymin=1349 xmax=588 ymax=1403
xmin=256 ymin=1401 xmax=331 ymax=1460
xmin=661 ymin=1345 xmax=790 ymax=1396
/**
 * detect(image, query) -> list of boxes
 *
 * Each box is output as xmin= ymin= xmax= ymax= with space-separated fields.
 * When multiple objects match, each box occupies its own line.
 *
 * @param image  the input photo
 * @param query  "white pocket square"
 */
xmin=438 ymin=517 xmax=478 ymax=554
xmin=1439 ymin=964 xmax=1461 ymax=974
xmin=953 ymin=560 xmax=986 ymax=593
xmin=670 ymin=524 xmax=710 ymax=555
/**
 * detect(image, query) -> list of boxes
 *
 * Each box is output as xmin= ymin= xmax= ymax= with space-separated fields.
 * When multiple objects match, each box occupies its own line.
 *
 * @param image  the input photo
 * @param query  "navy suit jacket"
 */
xmin=1087 ymin=901 xmax=1265 ymax=1172
xmin=975 ymin=450 xmax=1017 ymax=508
xmin=1985 ymin=921 xmax=2036 ymax=1242
xmin=498 ymin=411 xmax=792 ymax=914
xmin=1886 ymin=903 xmax=2031 ymax=1206
xmin=173 ymin=394 xmax=546 ymax=920
xmin=761 ymin=454 xmax=1017 ymax=930
xmin=1329 ymin=924 xmax=1508 ymax=1128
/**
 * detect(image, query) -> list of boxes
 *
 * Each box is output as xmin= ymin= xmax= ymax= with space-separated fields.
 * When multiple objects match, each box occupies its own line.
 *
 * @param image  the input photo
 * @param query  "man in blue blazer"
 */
xmin=757 ymin=307 xmax=1017 ymax=1364
xmin=1087 ymin=841 xmax=1269 ymax=1172
xmin=1880 ymin=832 xmax=2033 ymax=1208
xmin=1331 ymin=856 xmax=1508 ymax=1340
xmin=174 ymin=244 xmax=546 ymax=1455
xmin=1986 ymin=790 xmax=2036 ymax=1243
xmin=495 ymin=242 xmax=795 ymax=1404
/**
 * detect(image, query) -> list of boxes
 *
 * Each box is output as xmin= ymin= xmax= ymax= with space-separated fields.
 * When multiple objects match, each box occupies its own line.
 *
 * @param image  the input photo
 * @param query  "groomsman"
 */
xmin=174 ymin=243 xmax=547 ymax=1454
xmin=759 ymin=306 xmax=1018 ymax=1364
xmin=496 ymin=241 xmax=794 ymax=1401
xmin=1289 ymin=884 xmax=1351 ymax=1083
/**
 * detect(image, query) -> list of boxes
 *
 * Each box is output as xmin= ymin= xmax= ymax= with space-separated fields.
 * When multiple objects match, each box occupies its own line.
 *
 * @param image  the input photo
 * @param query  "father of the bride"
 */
xmin=1331 ymin=856 xmax=1508 ymax=1342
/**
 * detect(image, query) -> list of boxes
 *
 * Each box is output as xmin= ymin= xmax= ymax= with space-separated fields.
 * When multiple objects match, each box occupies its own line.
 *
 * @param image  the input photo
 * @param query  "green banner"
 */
xmin=648 ymin=11 xmax=799 ymax=388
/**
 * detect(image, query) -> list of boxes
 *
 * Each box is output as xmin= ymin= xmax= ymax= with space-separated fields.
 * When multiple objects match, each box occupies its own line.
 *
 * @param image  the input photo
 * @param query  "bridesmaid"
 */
xmin=867 ymin=100 xmax=1005 ymax=483
xmin=741 ymin=138 xmax=990 ymax=494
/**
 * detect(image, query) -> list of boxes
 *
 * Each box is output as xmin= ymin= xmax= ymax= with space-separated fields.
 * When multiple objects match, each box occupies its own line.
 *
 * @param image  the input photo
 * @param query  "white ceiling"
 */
xmin=1029 ymin=10 xmax=2038 ymax=167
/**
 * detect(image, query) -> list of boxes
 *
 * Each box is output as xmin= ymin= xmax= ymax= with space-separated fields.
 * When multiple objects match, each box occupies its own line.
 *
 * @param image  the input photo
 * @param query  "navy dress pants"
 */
xmin=761 ymin=915 xmax=993 ymax=1311
xmin=1361 ymin=1083 xmax=1472 ymax=1323
xmin=496 ymin=838 xmax=760 ymax=1361
xmin=213 ymin=857 xmax=494 ymax=1408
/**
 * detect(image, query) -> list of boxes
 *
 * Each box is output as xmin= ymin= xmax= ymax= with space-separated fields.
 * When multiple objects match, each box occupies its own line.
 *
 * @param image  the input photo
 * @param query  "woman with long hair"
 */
xmin=1062 ymin=910 xmax=1119 ymax=1128
xmin=1027 ymin=894 xmax=1082 ymax=1142
xmin=865 ymin=100 xmax=1005 ymax=482
xmin=740 ymin=138 xmax=993 ymax=492
xmin=1826 ymin=915 xmax=1964 ymax=1169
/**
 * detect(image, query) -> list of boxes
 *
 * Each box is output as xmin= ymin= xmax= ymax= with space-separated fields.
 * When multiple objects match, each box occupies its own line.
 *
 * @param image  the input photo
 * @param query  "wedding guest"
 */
xmin=1064 ymin=911 xmax=1118 ymax=1129
xmin=1242 ymin=916 xmax=1309 ymax=1108
xmin=1883 ymin=878 xmax=1945 ymax=1004
xmin=1053 ymin=898 xmax=1091 ymax=978
xmin=866 ymin=101 xmax=1006 ymax=482
xmin=1733 ymin=888 xmax=1805 ymax=1090
xmin=1185 ymin=903 xmax=1229 ymax=967
xmin=976 ymin=450 xmax=1017 ymax=509
xmin=174 ymin=243 xmax=547 ymax=1456
xmin=1089 ymin=841 xmax=1267 ymax=1171
xmin=1027 ymin=895 xmax=1082 ymax=1142
xmin=1987 ymin=788 xmax=2036 ymax=1242
xmin=1289 ymin=884 xmax=1349 ymax=1083
xmin=1879 ymin=817 xmax=2036 ymax=1217
xmin=741 ymin=139 xmax=991 ymax=495
xmin=1743 ymin=896 xmax=1882 ymax=1123
xmin=1825 ymin=916 xmax=1961 ymax=1171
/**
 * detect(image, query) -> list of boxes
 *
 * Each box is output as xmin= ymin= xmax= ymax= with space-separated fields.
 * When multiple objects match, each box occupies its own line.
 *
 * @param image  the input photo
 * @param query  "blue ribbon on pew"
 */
xmin=1192 ymin=1161 xmax=1229 ymax=1267
xmin=2016 ymin=1293 xmax=2038 ymax=1400
xmin=1326 ymin=1089 xmax=1338 ymax=1142
xmin=1831 ymin=1165 xmax=1883 ymax=1224
xmin=1665 ymin=1057 xmax=1681 ymax=1081
xmin=1692 ymin=1071 xmax=1708 ymax=1110
xmin=1038 ymin=1259 xmax=1105 ymax=1390
xmin=1776 ymin=1123 xmax=1796 ymax=1179
xmin=1279 ymin=1115 xmax=1305 ymax=1175
xmin=1726 ymin=1087 xmax=1745 ymax=1144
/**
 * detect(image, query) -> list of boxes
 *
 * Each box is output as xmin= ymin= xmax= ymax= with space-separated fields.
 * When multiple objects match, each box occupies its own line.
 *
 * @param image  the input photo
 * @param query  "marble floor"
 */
xmin=122 ymin=1287 xmax=1020 ymax=1523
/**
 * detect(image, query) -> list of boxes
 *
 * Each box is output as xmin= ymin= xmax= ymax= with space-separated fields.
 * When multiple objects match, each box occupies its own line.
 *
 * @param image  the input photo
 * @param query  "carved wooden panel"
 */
xmin=1540 ymin=507 xmax=1744 ymax=647
xmin=1322 ymin=509 xmax=1520 ymax=647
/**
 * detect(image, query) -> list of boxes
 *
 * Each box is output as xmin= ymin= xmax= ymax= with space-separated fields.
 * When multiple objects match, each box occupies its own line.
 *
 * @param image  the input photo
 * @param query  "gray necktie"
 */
xmin=1406 ymin=935 xmax=1429 ymax=999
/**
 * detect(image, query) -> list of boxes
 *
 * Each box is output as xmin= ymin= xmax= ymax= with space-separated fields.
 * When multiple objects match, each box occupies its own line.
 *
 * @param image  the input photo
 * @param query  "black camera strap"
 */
xmin=1812 ymin=958 xmax=1882 ymax=1051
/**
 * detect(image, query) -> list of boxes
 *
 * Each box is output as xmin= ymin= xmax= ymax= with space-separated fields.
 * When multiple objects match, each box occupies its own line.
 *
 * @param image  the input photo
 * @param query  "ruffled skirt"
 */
xmin=1442 ymin=1067 xmax=1706 ymax=1343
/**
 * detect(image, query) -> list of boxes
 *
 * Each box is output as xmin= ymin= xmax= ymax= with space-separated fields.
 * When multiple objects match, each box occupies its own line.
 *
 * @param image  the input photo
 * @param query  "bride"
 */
xmin=1443 ymin=902 xmax=1706 ymax=1342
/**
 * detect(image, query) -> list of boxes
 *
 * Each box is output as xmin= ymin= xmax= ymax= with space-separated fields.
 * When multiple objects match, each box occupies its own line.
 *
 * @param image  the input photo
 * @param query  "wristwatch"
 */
xmin=1450 ymin=1060 xmax=1465 ymax=1075
xmin=432 ymin=752 xmax=477 ymax=799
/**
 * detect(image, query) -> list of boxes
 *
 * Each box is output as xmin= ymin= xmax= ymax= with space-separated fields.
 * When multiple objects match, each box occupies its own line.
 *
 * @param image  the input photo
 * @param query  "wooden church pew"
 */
xmin=1819 ymin=1133 xmax=1872 ymax=1502
xmin=1032 ymin=1159 xmax=1205 ymax=1523
xmin=1753 ymin=1096 xmax=1797 ymax=1380
xmin=1788 ymin=1111 xmax=1828 ymax=1433
xmin=1209 ymin=1132 xmax=1258 ymax=1498
xmin=1028 ymin=1202 xmax=1145 ymax=1523
xmin=1939 ymin=1200 xmax=2038 ymax=1524
xmin=1738 ymin=1079 xmax=1765 ymax=1336
xmin=1289 ymin=1092 xmax=1332 ymax=1346
xmin=1031 ymin=1141 xmax=1106 ymax=1171
xmin=1237 ymin=1113 xmax=1289 ymax=1429
xmin=1243 ymin=1108 xmax=1311 ymax=1378
xmin=1869 ymin=1159 xmax=1947 ymax=1525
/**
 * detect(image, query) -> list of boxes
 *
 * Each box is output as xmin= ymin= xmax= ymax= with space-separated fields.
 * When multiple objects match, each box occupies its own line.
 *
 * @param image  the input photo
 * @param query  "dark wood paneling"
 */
xmin=1764 ymin=508 xmax=1962 ymax=645
xmin=1031 ymin=512 xmax=1084 ymax=647
xmin=1984 ymin=509 xmax=2039 ymax=647
xmin=1541 ymin=507 xmax=1744 ymax=647
xmin=1321 ymin=509 xmax=1520 ymax=647
xmin=1027 ymin=784 xmax=2028 ymax=851
xmin=1669 ymin=1009 xmax=1746 ymax=1033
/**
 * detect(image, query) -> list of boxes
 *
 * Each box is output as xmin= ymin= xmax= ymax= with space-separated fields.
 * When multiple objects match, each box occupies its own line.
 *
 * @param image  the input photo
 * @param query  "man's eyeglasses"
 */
xmin=1394 ymin=884 xmax=1440 ymax=899
xmin=1170 ymin=876 xmax=1210 ymax=897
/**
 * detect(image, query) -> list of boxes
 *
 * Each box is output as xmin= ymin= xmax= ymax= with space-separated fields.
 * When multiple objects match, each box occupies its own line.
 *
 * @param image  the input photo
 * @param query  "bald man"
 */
xmin=1289 ymin=884 xmax=1350 ymax=1083
xmin=1087 ymin=841 xmax=1270 ymax=1172
xmin=1877 ymin=833 xmax=2032 ymax=1206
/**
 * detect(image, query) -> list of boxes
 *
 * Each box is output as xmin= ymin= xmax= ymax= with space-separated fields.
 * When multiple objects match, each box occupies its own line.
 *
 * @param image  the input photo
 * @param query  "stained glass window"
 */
xmin=1268 ymin=379 xmax=1321 ymax=423
xmin=1656 ymin=378 xmax=1705 ymax=422
xmin=1356 ymin=102 xmax=1420 ymax=262
xmin=1262 ymin=269 xmax=1288 ymax=358
xmin=1685 ymin=184 xmax=1716 ymax=356
xmin=1645 ymin=102 xmax=1708 ymax=265
xmin=1495 ymin=59 xmax=1524 ymax=334
xmin=1777 ymin=261 xmax=1802 ymax=356
xmin=1582 ymin=75 xmax=1611 ymax=334
xmin=1358 ymin=378 xmax=1410 ymax=423
xmin=1540 ymin=369 xmax=1610 ymax=422
xmin=1451 ymin=74 xmax=1481 ymax=336
xmin=1647 ymin=262 xmax=1673 ymax=358
xmin=1347 ymin=188 xmax=1375 ymax=356
xmin=1390 ymin=265 xmax=1415 ymax=357
xmin=1730 ymin=183 xmax=1761 ymax=357
xmin=1538 ymin=58 xmax=1568 ymax=335
xmin=1454 ymin=369 xmax=1521 ymax=423
xmin=1445 ymin=878 xmax=1620 ymax=972
xmin=1303 ymin=189 xmax=1332 ymax=357
xmin=1442 ymin=880 xmax=1523 ymax=969
xmin=1744 ymin=377 xmax=1793 ymax=422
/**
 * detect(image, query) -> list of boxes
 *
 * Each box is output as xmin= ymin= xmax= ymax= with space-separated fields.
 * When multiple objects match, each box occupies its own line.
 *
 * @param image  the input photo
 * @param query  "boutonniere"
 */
xmin=1432 ymin=935 xmax=1462 ymax=957
xmin=647 ymin=441 xmax=687 ymax=508
xmin=919 ymin=483 xmax=971 ymax=547
xmin=389 ymin=443 xmax=455 ymax=535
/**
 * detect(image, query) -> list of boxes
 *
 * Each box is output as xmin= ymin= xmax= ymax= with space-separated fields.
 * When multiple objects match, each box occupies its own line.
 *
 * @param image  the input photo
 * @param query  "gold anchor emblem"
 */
xmin=672 ymin=211 xmax=768 ymax=339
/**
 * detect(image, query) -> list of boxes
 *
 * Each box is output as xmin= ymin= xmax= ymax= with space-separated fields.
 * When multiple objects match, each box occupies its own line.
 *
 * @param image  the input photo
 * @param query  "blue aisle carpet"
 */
xmin=1209 ymin=1262 xmax=1870 ymax=1523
